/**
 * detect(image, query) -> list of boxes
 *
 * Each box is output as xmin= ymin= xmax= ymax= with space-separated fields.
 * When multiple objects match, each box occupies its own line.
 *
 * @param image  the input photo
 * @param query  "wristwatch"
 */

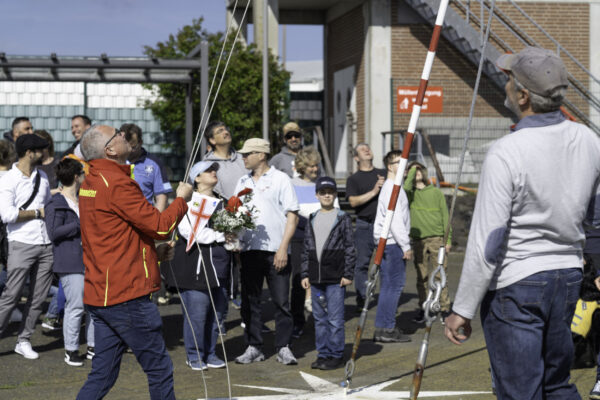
xmin=34 ymin=209 xmax=41 ymax=219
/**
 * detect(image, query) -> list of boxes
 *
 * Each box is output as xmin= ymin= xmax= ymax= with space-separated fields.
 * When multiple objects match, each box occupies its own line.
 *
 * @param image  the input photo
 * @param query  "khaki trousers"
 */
xmin=412 ymin=236 xmax=450 ymax=312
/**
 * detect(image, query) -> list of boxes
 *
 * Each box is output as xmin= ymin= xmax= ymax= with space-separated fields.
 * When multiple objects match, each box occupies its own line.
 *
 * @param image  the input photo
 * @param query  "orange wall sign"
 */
xmin=396 ymin=86 xmax=443 ymax=114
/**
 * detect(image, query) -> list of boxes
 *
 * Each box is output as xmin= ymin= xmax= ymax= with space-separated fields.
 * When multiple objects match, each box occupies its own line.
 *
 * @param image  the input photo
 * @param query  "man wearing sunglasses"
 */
xmin=76 ymin=125 xmax=193 ymax=400
xmin=270 ymin=122 xmax=305 ymax=178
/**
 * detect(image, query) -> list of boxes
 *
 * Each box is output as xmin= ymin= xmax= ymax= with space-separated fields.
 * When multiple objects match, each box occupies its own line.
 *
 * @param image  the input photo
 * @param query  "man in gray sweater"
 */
xmin=202 ymin=121 xmax=248 ymax=199
xmin=445 ymin=47 xmax=600 ymax=399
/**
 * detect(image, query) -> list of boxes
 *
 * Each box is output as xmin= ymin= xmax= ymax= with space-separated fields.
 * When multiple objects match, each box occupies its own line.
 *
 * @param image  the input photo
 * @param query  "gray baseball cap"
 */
xmin=496 ymin=46 xmax=568 ymax=96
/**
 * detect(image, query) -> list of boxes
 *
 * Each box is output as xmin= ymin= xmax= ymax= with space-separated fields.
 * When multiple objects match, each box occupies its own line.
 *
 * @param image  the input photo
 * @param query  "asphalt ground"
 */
xmin=0 ymin=251 xmax=597 ymax=400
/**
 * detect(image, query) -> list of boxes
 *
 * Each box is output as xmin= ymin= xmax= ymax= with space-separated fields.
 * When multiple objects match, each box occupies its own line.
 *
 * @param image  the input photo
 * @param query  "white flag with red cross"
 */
xmin=186 ymin=192 xmax=220 ymax=252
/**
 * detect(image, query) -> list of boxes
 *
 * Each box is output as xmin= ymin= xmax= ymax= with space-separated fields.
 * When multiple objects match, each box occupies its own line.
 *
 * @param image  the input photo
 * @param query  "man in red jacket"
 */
xmin=76 ymin=125 xmax=192 ymax=400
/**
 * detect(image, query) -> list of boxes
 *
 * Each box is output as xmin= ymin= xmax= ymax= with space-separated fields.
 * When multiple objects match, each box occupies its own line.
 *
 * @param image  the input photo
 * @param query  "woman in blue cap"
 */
xmin=163 ymin=161 xmax=232 ymax=370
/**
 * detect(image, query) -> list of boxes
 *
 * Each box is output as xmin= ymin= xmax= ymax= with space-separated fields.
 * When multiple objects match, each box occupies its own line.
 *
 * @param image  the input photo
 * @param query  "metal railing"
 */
xmin=453 ymin=0 xmax=600 ymax=133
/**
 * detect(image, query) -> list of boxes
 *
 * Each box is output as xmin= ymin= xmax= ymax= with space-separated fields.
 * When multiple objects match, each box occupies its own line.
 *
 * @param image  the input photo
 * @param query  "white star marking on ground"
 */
xmin=204 ymin=371 xmax=491 ymax=399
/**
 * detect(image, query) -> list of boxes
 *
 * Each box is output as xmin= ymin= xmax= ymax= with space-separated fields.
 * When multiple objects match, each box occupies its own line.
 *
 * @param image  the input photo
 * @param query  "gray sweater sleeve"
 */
xmin=452 ymin=152 xmax=513 ymax=320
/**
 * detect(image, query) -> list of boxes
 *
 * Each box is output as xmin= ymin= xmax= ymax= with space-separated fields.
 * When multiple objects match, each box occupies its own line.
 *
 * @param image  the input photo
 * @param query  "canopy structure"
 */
xmin=0 ymin=47 xmax=209 ymax=158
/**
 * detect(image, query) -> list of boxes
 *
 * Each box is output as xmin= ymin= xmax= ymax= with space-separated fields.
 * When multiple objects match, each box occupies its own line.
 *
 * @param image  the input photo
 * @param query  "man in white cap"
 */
xmin=445 ymin=47 xmax=600 ymax=399
xmin=233 ymin=138 xmax=300 ymax=365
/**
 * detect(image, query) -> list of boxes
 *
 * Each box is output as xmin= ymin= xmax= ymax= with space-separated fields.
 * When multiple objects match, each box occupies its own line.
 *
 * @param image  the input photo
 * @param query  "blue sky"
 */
xmin=0 ymin=0 xmax=322 ymax=61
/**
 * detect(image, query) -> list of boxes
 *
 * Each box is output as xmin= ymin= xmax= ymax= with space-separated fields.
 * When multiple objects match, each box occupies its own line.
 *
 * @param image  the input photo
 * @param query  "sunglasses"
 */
xmin=285 ymin=132 xmax=302 ymax=140
xmin=104 ymin=129 xmax=123 ymax=148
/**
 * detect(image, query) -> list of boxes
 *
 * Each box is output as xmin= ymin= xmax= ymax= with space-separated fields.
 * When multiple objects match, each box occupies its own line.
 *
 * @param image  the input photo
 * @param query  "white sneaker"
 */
xmin=276 ymin=346 xmax=298 ymax=365
xmin=15 ymin=341 xmax=39 ymax=359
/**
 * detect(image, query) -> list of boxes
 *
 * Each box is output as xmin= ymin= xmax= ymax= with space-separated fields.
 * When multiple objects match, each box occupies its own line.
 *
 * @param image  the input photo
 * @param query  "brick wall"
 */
xmin=326 ymin=5 xmax=366 ymax=142
xmin=390 ymin=0 xmax=590 ymax=130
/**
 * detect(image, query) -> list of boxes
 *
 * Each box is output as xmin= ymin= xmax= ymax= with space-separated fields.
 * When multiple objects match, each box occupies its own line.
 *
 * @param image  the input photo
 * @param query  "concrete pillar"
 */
xmin=226 ymin=3 xmax=248 ymax=45
xmin=253 ymin=0 xmax=279 ymax=56
xmin=364 ymin=0 xmax=392 ymax=166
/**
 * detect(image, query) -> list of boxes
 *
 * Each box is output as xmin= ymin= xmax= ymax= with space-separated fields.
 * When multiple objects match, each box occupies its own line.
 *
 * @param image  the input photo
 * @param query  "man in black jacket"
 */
xmin=3 ymin=117 xmax=33 ymax=143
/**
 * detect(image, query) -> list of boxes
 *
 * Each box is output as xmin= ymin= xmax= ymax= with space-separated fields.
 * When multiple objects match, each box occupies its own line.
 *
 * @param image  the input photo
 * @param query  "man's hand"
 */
xmin=273 ymin=247 xmax=288 ymax=271
xmin=444 ymin=312 xmax=472 ymax=345
xmin=403 ymin=249 xmax=413 ymax=260
xmin=372 ymin=175 xmax=385 ymax=195
xmin=445 ymin=243 xmax=452 ymax=254
xmin=156 ymin=241 xmax=175 ymax=262
xmin=301 ymin=278 xmax=310 ymax=289
xmin=340 ymin=277 xmax=352 ymax=287
xmin=176 ymin=182 xmax=193 ymax=202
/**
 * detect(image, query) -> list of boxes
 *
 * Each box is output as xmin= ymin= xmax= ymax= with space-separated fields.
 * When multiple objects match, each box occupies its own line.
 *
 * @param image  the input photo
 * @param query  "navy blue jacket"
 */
xmin=301 ymin=209 xmax=356 ymax=284
xmin=45 ymin=193 xmax=84 ymax=274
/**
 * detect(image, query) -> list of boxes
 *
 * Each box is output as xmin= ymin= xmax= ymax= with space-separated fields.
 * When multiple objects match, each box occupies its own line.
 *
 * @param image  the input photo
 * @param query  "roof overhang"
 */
xmin=0 ymin=53 xmax=202 ymax=83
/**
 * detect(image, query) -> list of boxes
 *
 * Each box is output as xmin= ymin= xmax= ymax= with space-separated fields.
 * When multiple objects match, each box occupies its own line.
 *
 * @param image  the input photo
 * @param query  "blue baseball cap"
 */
xmin=315 ymin=176 xmax=337 ymax=192
xmin=188 ymin=161 xmax=219 ymax=184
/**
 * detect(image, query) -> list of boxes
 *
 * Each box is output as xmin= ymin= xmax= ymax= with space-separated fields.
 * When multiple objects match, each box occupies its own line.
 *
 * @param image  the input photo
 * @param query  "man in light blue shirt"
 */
xmin=121 ymin=124 xmax=172 ymax=211
xmin=233 ymin=138 xmax=299 ymax=366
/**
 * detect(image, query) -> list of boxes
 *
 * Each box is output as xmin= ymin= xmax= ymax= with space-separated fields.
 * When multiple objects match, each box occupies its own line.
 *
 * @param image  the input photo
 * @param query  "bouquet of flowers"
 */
xmin=212 ymin=188 xmax=258 ymax=251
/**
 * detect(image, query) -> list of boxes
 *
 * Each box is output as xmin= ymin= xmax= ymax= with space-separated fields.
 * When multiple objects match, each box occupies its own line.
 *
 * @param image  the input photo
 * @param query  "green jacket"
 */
xmin=404 ymin=166 xmax=451 ymax=242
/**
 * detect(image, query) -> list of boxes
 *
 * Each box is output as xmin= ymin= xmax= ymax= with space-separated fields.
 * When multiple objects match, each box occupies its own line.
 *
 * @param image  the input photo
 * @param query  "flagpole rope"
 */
xmin=183 ymin=0 xmax=251 ymax=184
xmin=167 ymin=1 xmax=251 ymax=398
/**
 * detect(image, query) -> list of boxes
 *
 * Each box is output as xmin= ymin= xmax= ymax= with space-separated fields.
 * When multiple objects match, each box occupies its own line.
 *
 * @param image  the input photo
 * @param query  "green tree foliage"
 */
xmin=143 ymin=18 xmax=290 ymax=152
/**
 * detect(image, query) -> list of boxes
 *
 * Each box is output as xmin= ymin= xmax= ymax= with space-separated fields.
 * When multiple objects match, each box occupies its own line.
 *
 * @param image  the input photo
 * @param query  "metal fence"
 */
xmin=0 ymin=81 xmax=187 ymax=180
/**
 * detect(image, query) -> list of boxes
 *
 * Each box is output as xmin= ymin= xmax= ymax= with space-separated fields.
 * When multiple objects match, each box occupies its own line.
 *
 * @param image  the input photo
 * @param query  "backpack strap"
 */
xmin=19 ymin=172 xmax=41 ymax=211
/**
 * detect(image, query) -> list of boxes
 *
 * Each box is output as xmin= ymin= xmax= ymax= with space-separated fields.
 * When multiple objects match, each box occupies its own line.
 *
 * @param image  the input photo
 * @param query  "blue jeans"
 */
xmin=354 ymin=219 xmax=375 ymax=302
xmin=481 ymin=268 xmax=582 ymax=400
xmin=77 ymin=296 xmax=174 ymax=400
xmin=180 ymin=287 xmax=227 ymax=363
xmin=46 ymin=283 xmax=65 ymax=319
xmin=312 ymin=284 xmax=346 ymax=359
xmin=59 ymin=273 xmax=94 ymax=351
xmin=374 ymin=244 xmax=406 ymax=329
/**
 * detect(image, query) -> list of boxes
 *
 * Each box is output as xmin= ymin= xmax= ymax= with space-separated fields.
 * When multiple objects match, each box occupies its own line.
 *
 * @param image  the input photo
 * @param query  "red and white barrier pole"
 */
xmin=342 ymin=0 xmax=450 ymax=389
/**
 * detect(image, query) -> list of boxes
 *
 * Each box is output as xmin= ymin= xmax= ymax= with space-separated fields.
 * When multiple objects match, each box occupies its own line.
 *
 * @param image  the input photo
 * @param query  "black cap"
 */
xmin=16 ymin=134 xmax=49 ymax=155
xmin=315 ymin=176 xmax=337 ymax=192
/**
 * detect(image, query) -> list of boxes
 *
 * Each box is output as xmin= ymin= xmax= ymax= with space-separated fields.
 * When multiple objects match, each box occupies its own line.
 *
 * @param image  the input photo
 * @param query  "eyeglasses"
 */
xmin=104 ymin=129 xmax=123 ymax=148
xmin=241 ymin=152 xmax=259 ymax=158
xmin=285 ymin=132 xmax=302 ymax=140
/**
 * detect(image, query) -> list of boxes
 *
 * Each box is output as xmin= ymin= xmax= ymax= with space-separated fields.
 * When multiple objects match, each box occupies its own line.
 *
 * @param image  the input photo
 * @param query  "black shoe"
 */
xmin=373 ymin=327 xmax=411 ymax=343
xmin=413 ymin=310 xmax=426 ymax=323
xmin=64 ymin=350 xmax=85 ymax=367
xmin=86 ymin=346 xmax=95 ymax=360
xmin=311 ymin=357 xmax=328 ymax=369
xmin=292 ymin=325 xmax=304 ymax=339
xmin=321 ymin=357 xmax=344 ymax=370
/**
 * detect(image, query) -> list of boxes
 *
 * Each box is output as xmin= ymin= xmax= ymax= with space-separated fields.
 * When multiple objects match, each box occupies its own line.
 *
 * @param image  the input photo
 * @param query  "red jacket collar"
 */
xmin=89 ymin=158 xmax=133 ymax=177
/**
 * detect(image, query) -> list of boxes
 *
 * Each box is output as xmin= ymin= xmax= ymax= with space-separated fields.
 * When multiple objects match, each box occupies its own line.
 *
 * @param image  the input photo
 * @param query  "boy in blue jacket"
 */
xmin=301 ymin=176 xmax=356 ymax=370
